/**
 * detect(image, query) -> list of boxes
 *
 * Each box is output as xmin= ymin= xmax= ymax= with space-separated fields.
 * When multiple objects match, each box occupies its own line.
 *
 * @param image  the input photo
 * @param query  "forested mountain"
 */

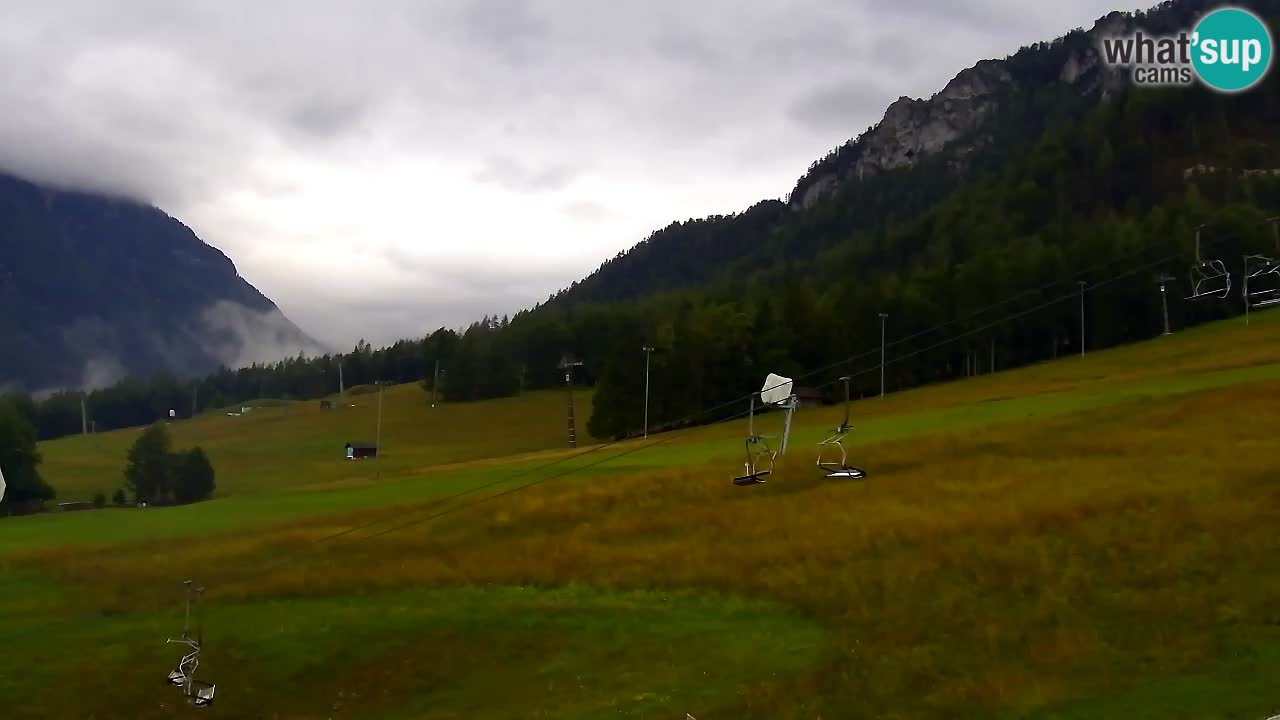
xmin=8 ymin=0 xmax=1280 ymax=445
xmin=0 ymin=171 xmax=324 ymax=393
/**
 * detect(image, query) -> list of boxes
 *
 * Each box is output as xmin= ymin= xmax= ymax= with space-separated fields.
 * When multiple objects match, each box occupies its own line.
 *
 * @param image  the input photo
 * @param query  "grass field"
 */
xmin=3 ymin=310 xmax=1280 ymax=718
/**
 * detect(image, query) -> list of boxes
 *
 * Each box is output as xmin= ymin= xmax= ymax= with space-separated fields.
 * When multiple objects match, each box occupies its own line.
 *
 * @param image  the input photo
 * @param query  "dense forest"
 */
xmin=6 ymin=0 xmax=1280 ymax=445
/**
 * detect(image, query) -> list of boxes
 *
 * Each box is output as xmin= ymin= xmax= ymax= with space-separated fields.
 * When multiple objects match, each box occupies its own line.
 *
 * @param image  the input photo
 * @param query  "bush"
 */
xmin=111 ymin=488 xmax=127 ymax=506
xmin=92 ymin=492 xmax=106 ymax=509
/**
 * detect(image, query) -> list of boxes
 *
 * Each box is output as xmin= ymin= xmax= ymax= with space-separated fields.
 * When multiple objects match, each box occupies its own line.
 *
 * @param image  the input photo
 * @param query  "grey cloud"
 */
xmin=474 ymin=155 xmax=581 ymax=193
xmin=857 ymin=0 xmax=1011 ymax=31
xmin=787 ymin=78 xmax=897 ymax=134
xmin=200 ymin=300 xmax=331 ymax=367
xmin=460 ymin=0 xmax=549 ymax=66
xmin=286 ymin=92 xmax=373 ymax=139
xmin=80 ymin=356 xmax=128 ymax=393
xmin=561 ymin=200 xmax=616 ymax=223
xmin=650 ymin=20 xmax=728 ymax=68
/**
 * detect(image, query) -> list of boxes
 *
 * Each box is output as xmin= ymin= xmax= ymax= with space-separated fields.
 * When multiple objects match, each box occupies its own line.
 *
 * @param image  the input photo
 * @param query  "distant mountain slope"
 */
xmin=0 ymin=171 xmax=324 ymax=392
xmin=548 ymin=0 xmax=1251 ymax=310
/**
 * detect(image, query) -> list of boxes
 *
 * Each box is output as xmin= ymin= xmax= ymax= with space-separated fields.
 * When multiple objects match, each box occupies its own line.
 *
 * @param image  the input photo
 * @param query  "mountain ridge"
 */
xmin=0 ymin=169 xmax=325 ymax=393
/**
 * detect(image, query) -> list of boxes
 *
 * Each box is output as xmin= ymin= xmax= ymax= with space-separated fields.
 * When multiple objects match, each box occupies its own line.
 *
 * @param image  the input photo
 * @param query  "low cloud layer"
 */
xmin=23 ymin=301 xmax=327 ymax=396
xmin=0 ymin=0 xmax=1152 ymax=351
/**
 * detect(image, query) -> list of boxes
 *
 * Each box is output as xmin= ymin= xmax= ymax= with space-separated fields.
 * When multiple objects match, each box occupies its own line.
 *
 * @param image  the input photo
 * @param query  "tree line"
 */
xmin=0 ymin=400 xmax=216 ymax=514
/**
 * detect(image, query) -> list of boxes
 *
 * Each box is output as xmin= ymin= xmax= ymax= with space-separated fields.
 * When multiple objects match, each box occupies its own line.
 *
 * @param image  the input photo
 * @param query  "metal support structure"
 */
xmin=166 ymin=579 xmax=215 ymax=707
xmin=1156 ymin=274 xmax=1174 ymax=336
xmin=1077 ymin=280 xmax=1087 ymax=357
xmin=1187 ymin=224 xmax=1231 ymax=300
xmin=641 ymin=346 xmax=655 ymax=439
xmin=374 ymin=380 xmax=392 ymax=481
xmin=1244 ymin=217 xmax=1280 ymax=325
xmin=1245 ymin=254 xmax=1252 ymax=327
xmin=778 ymin=393 xmax=797 ymax=456
xmin=431 ymin=359 xmax=440 ymax=408
xmin=878 ymin=312 xmax=888 ymax=396
xmin=559 ymin=356 xmax=584 ymax=448
xmin=816 ymin=376 xmax=865 ymax=479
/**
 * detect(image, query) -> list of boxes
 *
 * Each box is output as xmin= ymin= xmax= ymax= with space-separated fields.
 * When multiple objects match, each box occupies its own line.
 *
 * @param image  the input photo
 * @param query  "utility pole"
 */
xmin=642 ymin=346 xmax=654 ymax=439
xmin=80 ymin=392 xmax=87 ymax=435
xmin=559 ymin=355 xmax=584 ymax=448
xmin=878 ymin=312 xmax=888 ymax=397
xmin=431 ymin=359 xmax=440 ymax=408
xmin=1156 ymin=274 xmax=1174 ymax=335
xmin=374 ymin=380 xmax=391 ymax=481
xmin=338 ymin=360 xmax=345 ymax=397
xmin=1077 ymin=280 xmax=1088 ymax=357
xmin=191 ymin=383 xmax=199 ymax=418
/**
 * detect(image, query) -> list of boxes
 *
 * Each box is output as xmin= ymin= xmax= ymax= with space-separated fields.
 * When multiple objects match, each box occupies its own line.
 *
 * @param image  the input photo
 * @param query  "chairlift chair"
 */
xmin=1243 ymin=253 xmax=1280 ymax=310
xmin=816 ymin=377 xmax=866 ymax=480
xmin=1187 ymin=226 xmax=1232 ymax=300
xmin=165 ymin=581 xmax=216 ymax=708
xmin=733 ymin=395 xmax=776 ymax=486
xmin=732 ymin=374 xmax=797 ymax=486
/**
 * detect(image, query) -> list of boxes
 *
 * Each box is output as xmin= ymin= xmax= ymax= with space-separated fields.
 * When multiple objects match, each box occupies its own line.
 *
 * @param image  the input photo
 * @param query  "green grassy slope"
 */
xmin=38 ymin=386 xmax=598 ymax=502
xmin=2 ymin=310 xmax=1279 ymax=719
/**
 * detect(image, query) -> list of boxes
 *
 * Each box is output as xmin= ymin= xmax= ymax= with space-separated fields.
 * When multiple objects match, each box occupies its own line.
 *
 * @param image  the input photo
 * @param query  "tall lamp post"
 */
xmin=374 ymin=380 xmax=393 ymax=481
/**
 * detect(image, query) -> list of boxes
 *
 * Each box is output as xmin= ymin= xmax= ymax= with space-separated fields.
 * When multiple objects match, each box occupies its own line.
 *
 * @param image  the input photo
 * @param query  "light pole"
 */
xmin=374 ymin=380 xmax=392 ymax=481
xmin=1077 ymin=280 xmax=1087 ymax=357
xmin=1156 ymin=274 xmax=1173 ymax=336
xmin=431 ymin=359 xmax=440 ymax=408
xmin=878 ymin=313 xmax=888 ymax=397
xmin=642 ymin=346 xmax=655 ymax=439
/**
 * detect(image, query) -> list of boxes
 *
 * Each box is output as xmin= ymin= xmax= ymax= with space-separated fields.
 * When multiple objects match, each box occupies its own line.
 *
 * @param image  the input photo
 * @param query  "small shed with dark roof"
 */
xmin=345 ymin=441 xmax=377 ymax=459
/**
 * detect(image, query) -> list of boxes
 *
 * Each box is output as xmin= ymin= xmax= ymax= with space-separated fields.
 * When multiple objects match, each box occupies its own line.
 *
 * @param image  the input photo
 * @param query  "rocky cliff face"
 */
xmin=790 ymin=12 xmax=1139 ymax=211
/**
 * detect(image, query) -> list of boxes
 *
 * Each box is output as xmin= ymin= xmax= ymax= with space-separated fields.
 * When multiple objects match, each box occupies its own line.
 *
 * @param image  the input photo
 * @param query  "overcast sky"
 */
xmin=0 ymin=0 xmax=1152 ymax=352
